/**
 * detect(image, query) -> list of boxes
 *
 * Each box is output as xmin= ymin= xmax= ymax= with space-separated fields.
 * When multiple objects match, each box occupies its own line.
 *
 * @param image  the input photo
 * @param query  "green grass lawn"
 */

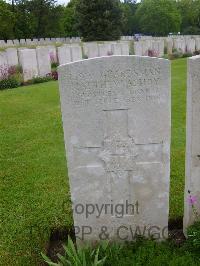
xmin=0 ymin=58 xmax=187 ymax=265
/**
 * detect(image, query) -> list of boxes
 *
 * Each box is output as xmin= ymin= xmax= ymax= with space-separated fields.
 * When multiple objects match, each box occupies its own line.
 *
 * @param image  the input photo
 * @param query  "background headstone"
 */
xmin=58 ymin=45 xmax=72 ymax=65
xmin=36 ymin=47 xmax=51 ymax=77
xmin=71 ymin=45 xmax=82 ymax=62
xmin=184 ymin=55 xmax=200 ymax=232
xmin=6 ymin=48 xmax=19 ymax=67
xmin=0 ymin=52 xmax=8 ymax=79
xmin=19 ymin=49 xmax=38 ymax=82
xmin=58 ymin=56 xmax=171 ymax=243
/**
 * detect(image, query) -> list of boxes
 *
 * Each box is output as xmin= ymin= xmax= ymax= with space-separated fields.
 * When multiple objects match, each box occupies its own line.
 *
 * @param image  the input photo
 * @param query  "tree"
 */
xmin=63 ymin=0 xmax=79 ymax=37
xmin=178 ymin=0 xmax=200 ymax=34
xmin=13 ymin=0 xmax=65 ymax=38
xmin=75 ymin=0 xmax=123 ymax=41
xmin=136 ymin=0 xmax=181 ymax=36
xmin=0 ymin=0 xmax=15 ymax=39
xmin=121 ymin=0 xmax=139 ymax=35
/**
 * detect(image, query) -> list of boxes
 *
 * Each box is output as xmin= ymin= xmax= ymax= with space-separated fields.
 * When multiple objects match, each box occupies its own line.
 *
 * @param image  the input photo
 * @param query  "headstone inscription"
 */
xmin=58 ymin=56 xmax=171 ymax=243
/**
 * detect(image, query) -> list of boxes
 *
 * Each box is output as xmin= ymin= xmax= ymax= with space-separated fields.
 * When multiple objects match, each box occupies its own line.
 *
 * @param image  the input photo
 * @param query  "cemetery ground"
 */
xmin=1 ymin=58 xmax=200 ymax=265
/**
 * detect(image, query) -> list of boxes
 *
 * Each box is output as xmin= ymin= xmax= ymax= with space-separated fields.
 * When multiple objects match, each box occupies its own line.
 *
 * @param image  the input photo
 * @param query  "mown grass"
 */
xmin=0 ymin=58 xmax=188 ymax=265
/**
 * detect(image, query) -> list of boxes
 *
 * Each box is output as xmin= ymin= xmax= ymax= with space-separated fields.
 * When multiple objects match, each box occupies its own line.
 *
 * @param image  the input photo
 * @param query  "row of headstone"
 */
xmin=58 ymin=54 xmax=200 ymax=243
xmin=0 ymin=42 xmax=129 ymax=81
xmin=58 ymin=42 xmax=130 ymax=65
xmin=0 ymin=37 xmax=81 ymax=48
xmin=134 ymin=40 xmax=165 ymax=57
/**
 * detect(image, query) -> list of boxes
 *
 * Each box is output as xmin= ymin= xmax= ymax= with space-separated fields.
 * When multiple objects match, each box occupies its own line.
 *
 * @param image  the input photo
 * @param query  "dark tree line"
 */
xmin=1 ymin=0 xmax=200 ymax=41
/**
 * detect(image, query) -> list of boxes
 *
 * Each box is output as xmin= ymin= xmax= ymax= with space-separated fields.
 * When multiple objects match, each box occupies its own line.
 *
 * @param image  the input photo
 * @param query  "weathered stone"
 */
xmin=71 ymin=45 xmax=82 ymax=61
xmin=195 ymin=38 xmax=200 ymax=51
xmin=20 ymin=39 xmax=26 ymax=45
xmin=36 ymin=46 xmax=51 ymax=77
xmin=0 ymin=52 xmax=8 ymax=79
xmin=13 ymin=39 xmax=20 ymax=46
xmin=58 ymin=45 xmax=72 ymax=65
xmin=173 ymin=38 xmax=186 ymax=53
xmin=0 ymin=40 xmax=6 ymax=48
xmin=166 ymin=38 xmax=173 ymax=54
xmin=19 ymin=49 xmax=38 ymax=81
xmin=6 ymin=48 xmax=19 ymax=67
xmin=98 ymin=43 xmax=113 ymax=56
xmin=121 ymin=43 xmax=129 ymax=55
xmin=83 ymin=42 xmax=99 ymax=58
xmin=184 ymin=55 xmax=200 ymax=232
xmin=47 ymin=45 xmax=58 ymax=63
xmin=186 ymin=38 xmax=196 ymax=54
xmin=6 ymin=40 xmax=14 ymax=46
xmin=134 ymin=42 xmax=143 ymax=56
xmin=111 ymin=43 xmax=122 ymax=55
xmin=58 ymin=56 xmax=171 ymax=243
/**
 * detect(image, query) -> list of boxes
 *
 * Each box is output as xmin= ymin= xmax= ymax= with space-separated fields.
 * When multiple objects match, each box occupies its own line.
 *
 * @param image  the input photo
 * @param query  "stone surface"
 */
xmin=48 ymin=45 xmax=58 ymax=63
xmin=0 ymin=52 xmax=8 ymax=79
xmin=134 ymin=42 xmax=143 ymax=56
xmin=98 ymin=43 xmax=113 ymax=56
xmin=184 ymin=55 xmax=200 ymax=232
xmin=121 ymin=43 xmax=130 ymax=55
xmin=6 ymin=48 xmax=19 ymax=67
xmin=58 ymin=56 xmax=171 ymax=243
xmin=58 ymin=45 xmax=71 ymax=65
xmin=19 ymin=49 xmax=38 ymax=81
xmin=173 ymin=39 xmax=186 ymax=53
xmin=186 ymin=38 xmax=196 ymax=54
xmin=83 ymin=42 xmax=99 ymax=58
xmin=36 ymin=46 xmax=51 ymax=77
xmin=111 ymin=43 xmax=122 ymax=55
xmin=71 ymin=45 xmax=82 ymax=61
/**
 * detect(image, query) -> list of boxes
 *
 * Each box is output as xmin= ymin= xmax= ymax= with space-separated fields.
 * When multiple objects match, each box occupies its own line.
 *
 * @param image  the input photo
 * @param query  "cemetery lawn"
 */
xmin=0 ymin=58 xmax=187 ymax=265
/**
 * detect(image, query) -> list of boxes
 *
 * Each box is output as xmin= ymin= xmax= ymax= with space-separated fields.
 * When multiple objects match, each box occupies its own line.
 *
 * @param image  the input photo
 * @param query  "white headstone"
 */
xmin=173 ymin=38 xmax=186 ymax=53
xmin=6 ymin=48 xmax=19 ymax=67
xmin=195 ymin=38 xmax=200 ymax=51
xmin=83 ymin=42 xmax=99 ymax=58
xmin=0 ymin=52 xmax=8 ymax=79
xmin=98 ymin=43 xmax=113 ymax=57
xmin=47 ymin=45 xmax=58 ymax=63
xmin=20 ymin=39 xmax=26 ymax=45
xmin=6 ymin=40 xmax=14 ymax=47
xmin=186 ymin=38 xmax=196 ymax=54
xmin=0 ymin=40 xmax=6 ymax=48
xmin=111 ymin=43 xmax=122 ymax=55
xmin=71 ymin=45 xmax=82 ymax=62
xmin=134 ymin=42 xmax=143 ymax=56
xmin=58 ymin=56 xmax=171 ymax=243
xmin=36 ymin=47 xmax=51 ymax=77
xmin=13 ymin=39 xmax=20 ymax=46
xmin=19 ymin=49 xmax=38 ymax=82
xmin=121 ymin=43 xmax=129 ymax=55
xmin=58 ymin=45 xmax=72 ymax=65
xmin=184 ymin=55 xmax=200 ymax=232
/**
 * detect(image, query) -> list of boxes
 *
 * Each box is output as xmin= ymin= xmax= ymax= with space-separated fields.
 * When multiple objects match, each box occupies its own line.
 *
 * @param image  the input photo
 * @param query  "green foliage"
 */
xmin=120 ymin=0 xmax=139 ymax=35
xmin=63 ymin=0 xmax=79 ymax=37
xmin=42 ymin=237 xmax=107 ymax=265
xmin=178 ymin=0 xmax=200 ymax=35
xmin=0 ymin=76 xmax=20 ymax=89
xmin=14 ymin=0 xmax=65 ymax=38
xmin=136 ymin=0 xmax=181 ymax=36
xmin=0 ymin=0 xmax=15 ymax=39
xmin=42 ymin=237 xmax=200 ymax=266
xmin=27 ymin=75 xmax=53 ymax=85
xmin=75 ymin=0 xmax=123 ymax=41
xmin=186 ymin=222 xmax=200 ymax=253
